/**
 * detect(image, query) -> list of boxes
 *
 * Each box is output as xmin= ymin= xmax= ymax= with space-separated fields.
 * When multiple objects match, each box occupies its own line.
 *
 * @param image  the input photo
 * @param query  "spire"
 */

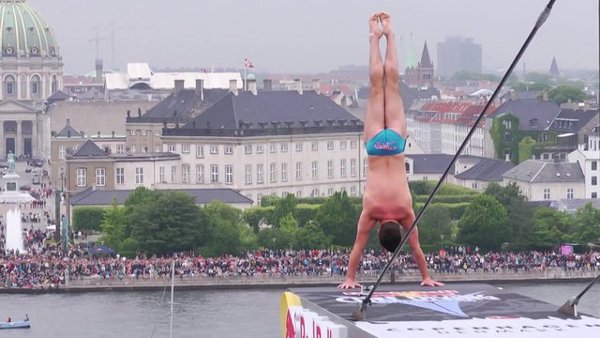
xmin=419 ymin=41 xmax=432 ymax=67
xmin=549 ymin=56 xmax=560 ymax=79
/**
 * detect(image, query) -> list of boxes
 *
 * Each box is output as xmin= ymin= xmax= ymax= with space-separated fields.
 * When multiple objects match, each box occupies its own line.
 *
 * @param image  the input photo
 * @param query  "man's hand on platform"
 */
xmin=338 ymin=278 xmax=362 ymax=289
xmin=420 ymin=277 xmax=444 ymax=287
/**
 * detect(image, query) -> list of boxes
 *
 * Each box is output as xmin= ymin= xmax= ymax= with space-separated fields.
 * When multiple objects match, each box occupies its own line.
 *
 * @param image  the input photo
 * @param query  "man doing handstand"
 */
xmin=338 ymin=12 xmax=443 ymax=289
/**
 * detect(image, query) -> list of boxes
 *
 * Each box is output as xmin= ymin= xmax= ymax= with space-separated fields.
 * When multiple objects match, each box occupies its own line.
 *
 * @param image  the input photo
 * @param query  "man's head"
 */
xmin=378 ymin=220 xmax=402 ymax=253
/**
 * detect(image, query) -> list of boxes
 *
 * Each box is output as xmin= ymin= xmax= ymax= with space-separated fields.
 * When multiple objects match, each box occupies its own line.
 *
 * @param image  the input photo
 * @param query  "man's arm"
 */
xmin=338 ymin=211 xmax=374 ymax=289
xmin=406 ymin=226 xmax=444 ymax=287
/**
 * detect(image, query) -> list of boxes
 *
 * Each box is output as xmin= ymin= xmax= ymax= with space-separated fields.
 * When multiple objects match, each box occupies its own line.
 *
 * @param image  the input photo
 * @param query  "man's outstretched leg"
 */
xmin=380 ymin=12 xmax=407 ymax=137
xmin=364 ymin=13 xmax=385 ymax=141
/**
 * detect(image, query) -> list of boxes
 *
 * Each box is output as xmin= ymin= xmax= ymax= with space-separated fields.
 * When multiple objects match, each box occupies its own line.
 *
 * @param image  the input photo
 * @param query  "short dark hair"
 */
xmin=379 ymin=221 xmax=402 ymax=253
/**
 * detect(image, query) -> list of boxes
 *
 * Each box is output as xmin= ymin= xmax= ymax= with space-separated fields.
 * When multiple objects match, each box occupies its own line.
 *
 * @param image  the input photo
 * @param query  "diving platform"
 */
xmin=281 ymin=283 xmax=600 ymax=338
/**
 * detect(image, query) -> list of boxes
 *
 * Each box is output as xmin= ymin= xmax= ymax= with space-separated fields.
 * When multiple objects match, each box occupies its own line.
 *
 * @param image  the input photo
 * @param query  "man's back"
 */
xmin=363 ymin=154 xmax=412 ymax=221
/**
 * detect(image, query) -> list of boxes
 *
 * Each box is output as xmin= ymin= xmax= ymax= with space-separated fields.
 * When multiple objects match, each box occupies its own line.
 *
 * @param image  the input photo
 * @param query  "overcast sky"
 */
xmin=30 ymin=0 xmax=598 ymax=75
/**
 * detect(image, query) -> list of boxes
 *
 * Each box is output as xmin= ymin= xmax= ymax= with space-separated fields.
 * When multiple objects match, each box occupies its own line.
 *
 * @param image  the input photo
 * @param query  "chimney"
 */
xmin=263 ymin=79 xmax=272 ymax=90
xmin=95 ymin=59 xmax=103 ymax=83
xmin=311 ymin=79 xmax=320 ymax=95
xmin=174 ymin=79 xmax=185 ymax=95
xmin=66 ymin=118 xmax=71 ymax=126
xmin=542 ymin=89 xmax=548 ymax=101
xmin=229 ymin=79 xmax=238 ymax=95
xmin=97 ymin=131 xmax=101 ymax=138
xmin=248 ymin=79 xmax=257 ymax=95
xmin=195 ymin=79 xmax=204 ymax=101
xmin=294 ymin=78 xmax=303 ymax=94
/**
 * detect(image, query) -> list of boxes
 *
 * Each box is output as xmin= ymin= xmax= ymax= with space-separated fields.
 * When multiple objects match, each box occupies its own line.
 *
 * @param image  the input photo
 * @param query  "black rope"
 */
xmin=357 ymin=0 xmax=558 ymax=316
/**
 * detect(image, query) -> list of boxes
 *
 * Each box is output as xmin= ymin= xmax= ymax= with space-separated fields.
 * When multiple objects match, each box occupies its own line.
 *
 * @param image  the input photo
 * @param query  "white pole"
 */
xmin=170 ymin=259 xmax=175 ymax=338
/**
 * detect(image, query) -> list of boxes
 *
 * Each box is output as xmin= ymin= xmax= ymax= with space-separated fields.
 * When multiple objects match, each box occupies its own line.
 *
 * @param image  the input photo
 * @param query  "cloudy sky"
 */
xmin=30 ymin=0 xmax=599 ymax=75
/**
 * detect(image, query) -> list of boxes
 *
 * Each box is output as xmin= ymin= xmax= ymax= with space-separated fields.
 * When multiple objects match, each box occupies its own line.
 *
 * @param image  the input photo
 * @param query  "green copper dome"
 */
xmin=0 ymin=0 xmax=59 ymax=57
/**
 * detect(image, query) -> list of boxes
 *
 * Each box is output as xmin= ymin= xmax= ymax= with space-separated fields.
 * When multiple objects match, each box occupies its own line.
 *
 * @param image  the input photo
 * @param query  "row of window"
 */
xmin=127 ymin=129 xmax=161 ymax=137
xmin=75 ymin=158 xmax=370 ymax=187
xmin=3 ymin=74 xmax=48 ymax=98
xmin=167 ymin=140 xmax=360 ymax=157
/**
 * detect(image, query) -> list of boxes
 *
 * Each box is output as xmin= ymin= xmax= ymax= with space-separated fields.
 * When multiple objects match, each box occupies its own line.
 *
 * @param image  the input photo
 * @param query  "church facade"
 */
xmin=0 ymin=0 xmax=63 ymax=159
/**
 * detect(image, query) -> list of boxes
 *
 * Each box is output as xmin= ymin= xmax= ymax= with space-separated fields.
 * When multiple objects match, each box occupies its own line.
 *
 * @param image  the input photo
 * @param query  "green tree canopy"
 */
xmin=458 ymin=194 xmax=510 ymax=251
xmin=548 ymin=85 xmax=587 ymax=105
xmin=418 ymin=204 xmax=453 ymax=246
xmin=484 ymin=182 xmax=533 ymax=244
xmin=128 ymin=191 xmax=204 ymax=256
xmin=314 ymin=192 xmax=360 ymax=246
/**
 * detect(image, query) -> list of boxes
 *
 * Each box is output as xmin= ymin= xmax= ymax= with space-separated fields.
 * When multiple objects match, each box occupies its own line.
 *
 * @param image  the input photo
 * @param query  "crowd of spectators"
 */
xmin=1 ymin=244 xmax=599 ymax=289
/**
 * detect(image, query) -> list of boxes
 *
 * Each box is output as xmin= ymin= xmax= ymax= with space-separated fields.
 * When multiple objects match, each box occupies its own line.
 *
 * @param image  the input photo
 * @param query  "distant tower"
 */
xmin=404 ymin=42 xmax=435 ymax=89
xmin=549 ymin=56 xmax=560 ymax=80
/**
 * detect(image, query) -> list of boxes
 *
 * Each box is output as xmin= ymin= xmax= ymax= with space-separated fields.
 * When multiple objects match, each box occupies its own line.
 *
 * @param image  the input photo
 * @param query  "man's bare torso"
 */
xmin=363 ymin=154 xmax=413 ymax=222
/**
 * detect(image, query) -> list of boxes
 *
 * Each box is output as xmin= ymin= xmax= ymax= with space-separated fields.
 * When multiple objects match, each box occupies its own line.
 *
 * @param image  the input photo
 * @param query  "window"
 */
xmin=76 ymin=168 xmax=87 ymax=187
xmin=327 ymin=160 xmax=334 ymax=179
xmin=312 ymin=142 xmax=319 ymax=151
xmin=327 ymin=141 xmax=334 ymax=150
xmin=340 ymin=159 xmax=347 ymax=178
xmin=256 ymin=164 xmax=264 ymax=183
xmin=245 ymin=165 xmax=252 ymax=184
xmin=225 ymin=165 xmax=233 ymax=184
xmin=210 ymin=145 xmax=219 ymax=154
xmin=128 ymin=129 xmax=134 ymax=136
xmin=593 ymin=161 xmax=598 ymax=171
xmin=593 ymin=176 xmax=598 ymax=186
xmin=592 ymin=192 xmax=598 ymax=199
xmin=135 ymin=167 xmax=144 ymax=184
xmin=154 ymin=130 xmax=161 ymax=136
xmin=131 ymin=145 xmax=136 ymax=153
xmin=472 ymin=182 xmax=478 ymax=190
xmin=182 ymin=164 xmax=190 ymax=183
xmin=340 ymin=141 xmax=347 ymax=150
xmin=168 ymin=144 xmax=176 ymax=153
xmin=245 ymin=145 xmax=252 ymax=155
xmin=196 ymin=145 xmax=204 ymax=158
xmin=59 ymin=146 xmax=65 ymax=159
xmin=116 ymin=168 xmax=125 ymax=185
xmin=154 ymin=145 xmax=161 ymax=153
xmin=311 ymin=188 xmax=320 ymax=197
xmin=117 ymin=144 xmax=124 ymax=154
xmin=196 ymin=164 xmax=204 ymax=183
xmin=256 ymin=145 xmax=264 ymax=154
xmin=182 ymin=145 xmax=190 ymax=154
xmin=350 ymin=140 xmax=357 ymax=149
xmin=159 ymin=166 xmax=165 ymax=183
xmin=210 ymin=165 xmax=219 ymax=183
xmin=224 ymin=145 xmax=233 ymax=155
xmin=270 ymin=163 xmax=277 ymax=182
xmin=171 ymin=165 xmax=177 ymax=182
xmin=295 ymin=143 xmax=303 ymax=152
xmin=567 ymin=188 xmax=574 ymax=199
xmin=350 ymin=159 xmax=357 ymax=177
xmin=296 ymin=191 xmax=303 ymax=198
xmin=543 ymin=188 xmax=550 ymax=200
xmin=31 ymin=75 xmax=40 ymax=98
xmin=95 ymin=168 xmax=106 ymax=187
xmin=281 ymin=163 xmax=288 ymax=182
xmin=270 ymin=144 xmax=277 ymax=153
xmin=363 ymin=159 xmax=368 ymax=177
xmin=350 ymin=186 xmax=357 ymax=196
xmin=295 ymin=162 xmax=303 ymax=181
xmin=327 ymin=188 xmax=334 ymax=196
xmin=142 ymin=130 xmax=148 ymax=136
xmin=280 ymin=143 xmax=288 ymax=153
xmin=136 ymin=129 xmax=141 ymax=136
xmin=257 ymin=193 xmax=263 ymax=205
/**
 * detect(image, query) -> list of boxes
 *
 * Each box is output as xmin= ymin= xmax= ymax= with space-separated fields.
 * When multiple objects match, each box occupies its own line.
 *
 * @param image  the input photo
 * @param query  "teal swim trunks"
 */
xmin=365 ymin=129 xmax=407 ymax=156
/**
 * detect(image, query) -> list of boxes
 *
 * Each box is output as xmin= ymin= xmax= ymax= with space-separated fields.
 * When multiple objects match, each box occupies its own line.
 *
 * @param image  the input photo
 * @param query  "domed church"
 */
xmin=0 ymin=0 xmax=63 ymax=158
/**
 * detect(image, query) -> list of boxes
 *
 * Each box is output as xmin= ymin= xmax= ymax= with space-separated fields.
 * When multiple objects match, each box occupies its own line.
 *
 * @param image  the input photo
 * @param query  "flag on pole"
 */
xmin=244 ymin=58 xmax=254 ymax=68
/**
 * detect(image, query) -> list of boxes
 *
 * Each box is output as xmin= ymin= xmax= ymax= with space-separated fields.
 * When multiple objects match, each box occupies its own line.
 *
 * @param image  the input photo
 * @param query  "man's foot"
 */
xmin=369 ymin=13 xmax=382 ymax=40
xmin=380 ymin=12 xmax=393 ymax=37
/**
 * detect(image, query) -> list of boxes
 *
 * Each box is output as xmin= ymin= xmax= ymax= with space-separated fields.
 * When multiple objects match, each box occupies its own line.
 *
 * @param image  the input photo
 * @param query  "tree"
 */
xmin=294 ymin=222 xmax=332 ymax=249
xmin=314 ymin=192 xmax=360 ymax=246
xmin=484 ymin=182 xmax=533 ymax=244
xmin=128 ymin=191 xmax=204 ymax=256
xmin=528 ymin=207 xmax=570 ymax=249
xmin=272 ymin=194 xmax=298 ymax=227
xmin=548 ymin=85 xmax=587 ymax=105
xmin=101 ymin=199 xmax=128 ymax=251
xmin=458 ymin=195 xmax=510 ymax=251
xmin=200 ymin=201 xmax=245 ymax=256
xmin=418 ymin=204 xmax=453 ymax=246
xmin=571 ymin=203 xmax=600 ymax=244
